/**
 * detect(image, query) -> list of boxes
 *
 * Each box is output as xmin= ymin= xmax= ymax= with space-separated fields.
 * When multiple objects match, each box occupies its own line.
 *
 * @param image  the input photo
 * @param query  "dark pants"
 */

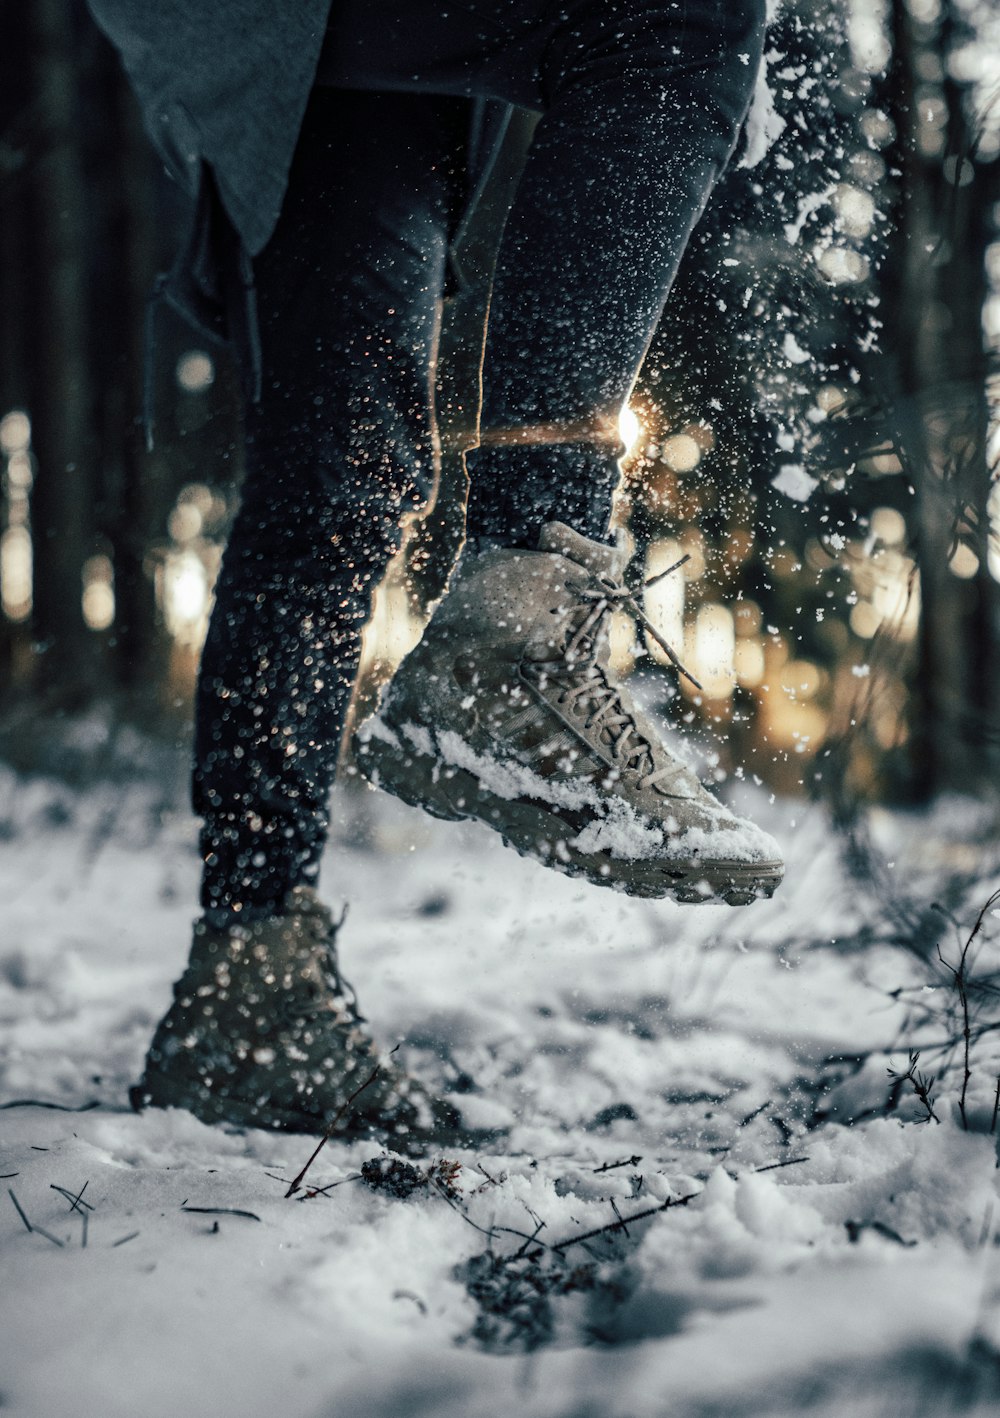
xmin=194 ymin=0 xmax=766 ymax=919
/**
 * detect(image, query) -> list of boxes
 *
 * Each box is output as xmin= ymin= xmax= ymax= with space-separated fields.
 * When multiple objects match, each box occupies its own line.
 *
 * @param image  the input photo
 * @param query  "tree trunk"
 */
xmin=24 ymin=0 xmax=97 ymax=700
xmin=884 ymin=0 xmax=1000 ymax=795
xmin=94 ymin=36 xmax=173 ymax=704
xmin=0 ymin=0 xmax=34 ymax=690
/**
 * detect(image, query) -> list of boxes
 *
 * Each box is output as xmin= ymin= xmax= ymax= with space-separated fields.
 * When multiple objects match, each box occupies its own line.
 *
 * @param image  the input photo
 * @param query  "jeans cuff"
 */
xmin=464 ymin=442 xmax=620 ymax=549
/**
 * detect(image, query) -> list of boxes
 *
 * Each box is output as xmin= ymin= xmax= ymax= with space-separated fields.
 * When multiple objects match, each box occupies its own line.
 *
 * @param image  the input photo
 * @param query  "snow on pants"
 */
xmin=194 ymin=0 xmax=766 ymax=919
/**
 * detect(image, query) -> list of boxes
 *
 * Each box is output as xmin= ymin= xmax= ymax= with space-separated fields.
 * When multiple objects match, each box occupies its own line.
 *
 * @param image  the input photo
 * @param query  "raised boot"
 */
xmin=354 ymin=522 xmax=783 ymax=904
xmin=130 ymin=886 xmax=468 ymax=1145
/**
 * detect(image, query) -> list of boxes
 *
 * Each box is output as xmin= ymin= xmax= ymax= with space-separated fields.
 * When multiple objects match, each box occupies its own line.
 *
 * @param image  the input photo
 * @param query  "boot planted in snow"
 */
xmin=130 ymin=887 xmax=469 ymax=1146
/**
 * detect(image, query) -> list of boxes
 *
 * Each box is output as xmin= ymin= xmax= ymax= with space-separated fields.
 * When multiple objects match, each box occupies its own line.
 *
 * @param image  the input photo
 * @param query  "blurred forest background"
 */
xmin=1 ymin=0 xmax=998 ymax=809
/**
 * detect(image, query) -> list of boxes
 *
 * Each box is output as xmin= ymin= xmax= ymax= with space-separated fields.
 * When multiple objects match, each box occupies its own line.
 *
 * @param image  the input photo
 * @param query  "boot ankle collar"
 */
xmin=537 ymin=522 xmax=627 ymax=581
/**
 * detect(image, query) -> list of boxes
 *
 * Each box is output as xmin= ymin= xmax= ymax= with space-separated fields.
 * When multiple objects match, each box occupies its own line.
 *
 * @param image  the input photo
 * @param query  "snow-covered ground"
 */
xmin=4 ymin=748 xmax=1000 ymax=1418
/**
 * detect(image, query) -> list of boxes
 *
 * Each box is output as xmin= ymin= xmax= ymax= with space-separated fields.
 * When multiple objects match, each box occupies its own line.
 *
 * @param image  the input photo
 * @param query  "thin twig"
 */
xmin=431 ymin=1179 xmax=549 ymax=1253
xmin=934 ymin=887 xmax=1000 ymax=1130
xmin=645 ymin=554 xmax=691 ymax=586
xmin=111 ymin=1231 xmax=140 ymax=1248
xmin=950 ymin=951 xmax=971 ymax=1130
xmin=609 ymin=1199 xmax=630 ymax=1237
xmin=472 ymin=1163 xmax=507 ymax=1194
xmin=626 ymin=568 xmax=702 ymax=689
xmin=739 ymin=1101 xmax=772 ymax=1128
xmin=298 ymin=1174 xmax=363 ymax=1199
xmin=993 ymin=1078 xmax=1000 ymax=1137
xmin=180 ymin=1206 xmax=261 ymax=1221
xmin=0 ymin=1098 xmax=100 ymax=1112
xmin=520 ymin=1201 xmax=545 ymax=1233
xmin=887 ymin=1050 xmax=940 ymax=1124
xmin=754 ymin=1156 xmax=810 ymax=1173
xmin=431 ymin=1179 xmax=499 ymax=1247
xmin=513 ymin=1219 xmax=548 ymax=1261
xmin=593 ymin=1155 xmax=643 ymax=1174
xmin=552 ymin=1191 xmax=698 ymax=1252
xmin=845 ymin=1219 xmax=917 ymax=1248
xmin=284 ymin=1054 xmax=389 ymax=1199
xmin=392 ymin=1289 xmax=428 ymax=1315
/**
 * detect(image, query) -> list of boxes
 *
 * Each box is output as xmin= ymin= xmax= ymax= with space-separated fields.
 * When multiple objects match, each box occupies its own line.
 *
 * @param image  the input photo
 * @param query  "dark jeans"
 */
xmin=194 ymin=0 xmax=766 ymax=919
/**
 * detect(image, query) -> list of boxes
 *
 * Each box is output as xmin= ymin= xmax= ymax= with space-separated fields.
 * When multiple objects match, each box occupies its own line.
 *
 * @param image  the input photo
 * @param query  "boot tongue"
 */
xmin=538 ymin=522 xmax=627 ymax=582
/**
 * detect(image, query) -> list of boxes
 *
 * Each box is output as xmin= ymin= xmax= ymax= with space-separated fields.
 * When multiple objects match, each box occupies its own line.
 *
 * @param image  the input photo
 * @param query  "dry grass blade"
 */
xmin=31 ymin=1226 xmax=65 ymax=1248
xmin=50 ymin=1181 xmax=93 ymax=1214
xmin=8 ymin=1189 xmax=65 ymax=1248
xmin=8 ymin=1187 xmax=32 ymax=1233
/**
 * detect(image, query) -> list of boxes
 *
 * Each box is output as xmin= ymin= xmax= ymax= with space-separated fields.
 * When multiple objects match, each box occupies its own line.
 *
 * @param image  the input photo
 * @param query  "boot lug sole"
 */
xmin=356 ymin=728 xmax=783 ymax=906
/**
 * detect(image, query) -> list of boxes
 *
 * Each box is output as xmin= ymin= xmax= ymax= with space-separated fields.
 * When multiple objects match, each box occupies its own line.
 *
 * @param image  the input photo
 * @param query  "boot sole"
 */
xmin=130 ymin=1072 xmax=374 ymax=1135
xmin=355 ymin=724 xmax=783 ymax=906
xmin=129 ymin=1072 xmax=495 ymax=1152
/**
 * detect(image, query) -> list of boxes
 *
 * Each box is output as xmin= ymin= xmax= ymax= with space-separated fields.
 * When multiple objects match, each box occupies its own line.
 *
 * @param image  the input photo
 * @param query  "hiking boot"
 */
xmin=354 ymin=522 xmax=783 ymax=905
xmin=129 ymin=886 xmax=472 ymax=1147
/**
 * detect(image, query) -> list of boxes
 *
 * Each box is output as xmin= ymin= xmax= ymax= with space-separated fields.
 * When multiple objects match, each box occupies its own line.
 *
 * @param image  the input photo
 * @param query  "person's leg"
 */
xmin=193 ymin=87 xmax=467 ymax=922
xmin=132 ymin=86 xmax=479 ymax=1140
xmin=349 ymin=0 xmax=783 ymax=903
xmin=320 ymin=0 xmax=766 ymax=547
xmin=465 ymin=0 xmax=767 ymax=547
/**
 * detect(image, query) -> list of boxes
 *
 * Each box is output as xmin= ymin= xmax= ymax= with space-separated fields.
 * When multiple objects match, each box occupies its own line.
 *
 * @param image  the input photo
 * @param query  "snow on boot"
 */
xmin=354 ymin=521 xmax=784 ymax=904
xmin=130 ymin=887 xmax=471 ymax=1147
